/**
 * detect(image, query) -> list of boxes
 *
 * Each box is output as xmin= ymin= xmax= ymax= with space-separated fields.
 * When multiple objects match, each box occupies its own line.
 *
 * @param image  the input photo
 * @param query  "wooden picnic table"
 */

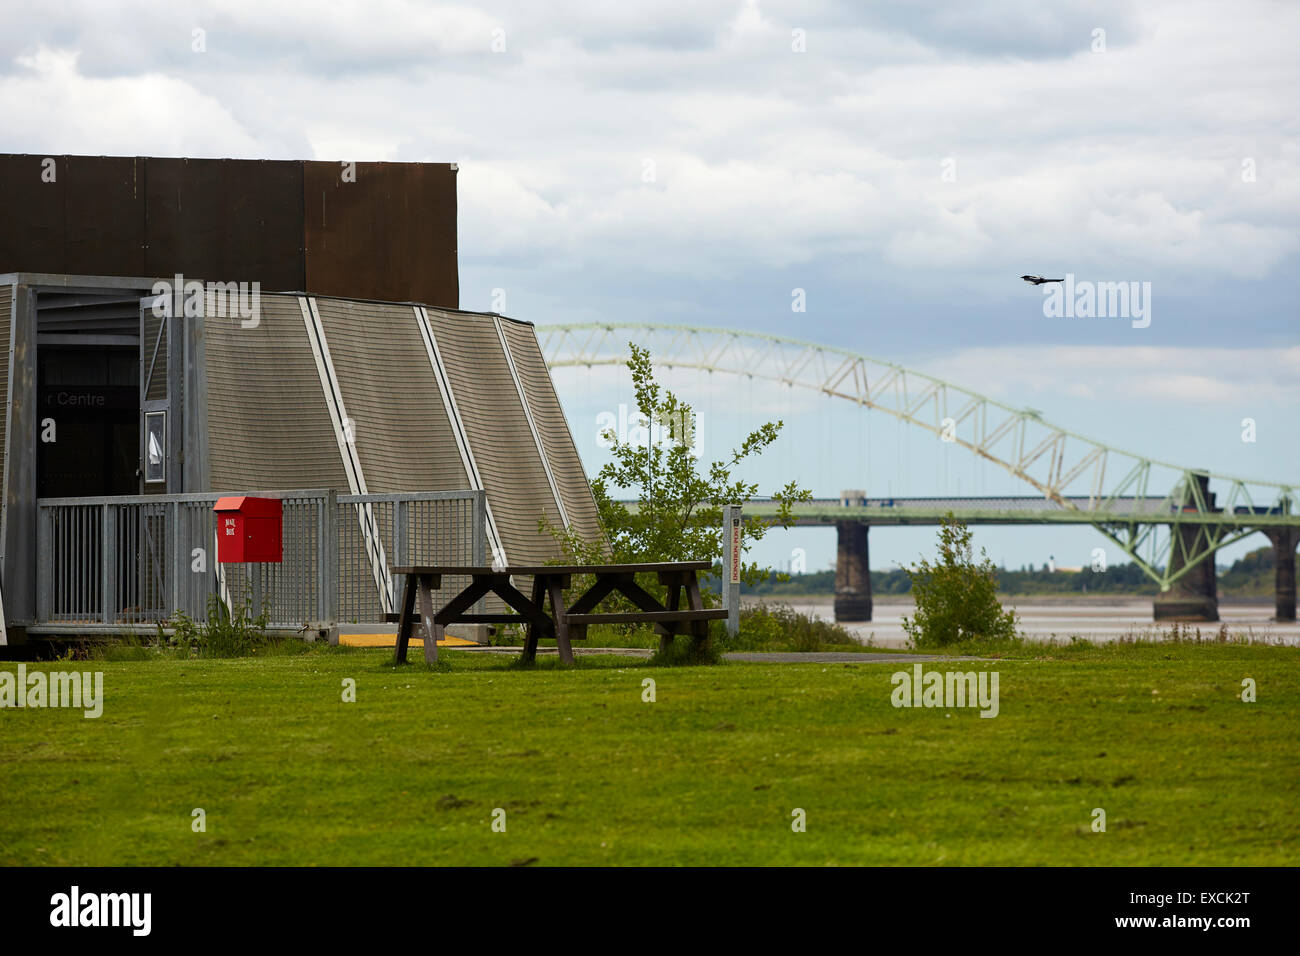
xmin=391 ymin=561 xmax=728 ymax=664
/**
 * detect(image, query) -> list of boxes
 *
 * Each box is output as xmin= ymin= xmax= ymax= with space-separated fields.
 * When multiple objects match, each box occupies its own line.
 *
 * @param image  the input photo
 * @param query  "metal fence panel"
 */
xmin=34 ymin=489 xmax=486 ymax=631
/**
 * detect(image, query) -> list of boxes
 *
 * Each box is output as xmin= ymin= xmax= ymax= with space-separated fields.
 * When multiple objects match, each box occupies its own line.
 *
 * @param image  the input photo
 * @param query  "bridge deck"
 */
xmin=775 ymin=497 xmax=1298 ymax=526
xmin=620 ymin=496 xmax=1299 ymax=526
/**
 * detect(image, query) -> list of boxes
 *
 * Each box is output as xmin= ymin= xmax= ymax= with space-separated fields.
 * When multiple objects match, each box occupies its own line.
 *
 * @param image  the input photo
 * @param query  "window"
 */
xmin=144 ymin=410 xmax=166 ymax=484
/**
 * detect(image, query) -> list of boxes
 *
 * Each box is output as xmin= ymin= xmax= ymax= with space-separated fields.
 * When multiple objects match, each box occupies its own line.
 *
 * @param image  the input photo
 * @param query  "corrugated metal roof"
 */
xmin=313 ymin=298 xmax=472 ymax=495
xmin=499 ymin=319 xmax=605 ymax=548
xmin=204 ymin=295 xmax=350 ymax=491
xmin=424 ymin=306 xmax=567 ymax=565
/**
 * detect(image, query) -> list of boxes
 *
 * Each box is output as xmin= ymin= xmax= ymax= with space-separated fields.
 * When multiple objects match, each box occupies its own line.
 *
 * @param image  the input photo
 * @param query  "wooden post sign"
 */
xmin=724 ymin=507 xmax=742 ymax=636
xmin=729 ymin=515 xmax=742 ymax=585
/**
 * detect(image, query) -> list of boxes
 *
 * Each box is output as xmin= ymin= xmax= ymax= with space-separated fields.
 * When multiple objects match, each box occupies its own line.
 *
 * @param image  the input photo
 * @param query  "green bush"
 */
xmin=717 ymin=602 xmax=858 ymax=652
xmin=902 ymin=515 xmax=1019 ymax=649
xmin=162 ymin=588 xmax=272 ymax=658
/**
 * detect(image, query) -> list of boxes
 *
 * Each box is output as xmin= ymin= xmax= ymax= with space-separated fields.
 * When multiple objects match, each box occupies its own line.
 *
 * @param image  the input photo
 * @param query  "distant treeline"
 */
xmin=735 ymin=546 xmax=1292 ymax=598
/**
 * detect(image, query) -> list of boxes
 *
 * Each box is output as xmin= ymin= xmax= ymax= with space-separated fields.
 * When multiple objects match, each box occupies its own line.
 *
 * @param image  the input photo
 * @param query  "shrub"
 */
xmin=163 ymin=588 xmax=272 ymax=658
xmin=717 ymin=602 xmax=859 ymax=652
xmin=902 ymin=515 xmax=1019 ymax=648
xmin=728 ymin=606 xmax=857 ymax=650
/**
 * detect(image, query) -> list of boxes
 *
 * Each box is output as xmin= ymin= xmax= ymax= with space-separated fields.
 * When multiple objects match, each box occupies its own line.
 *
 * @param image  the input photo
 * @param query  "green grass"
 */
xmin=1 ymin=641 xmax=1297 ymax=865
xmin=494 ymin=602 xmax=861 ymax=654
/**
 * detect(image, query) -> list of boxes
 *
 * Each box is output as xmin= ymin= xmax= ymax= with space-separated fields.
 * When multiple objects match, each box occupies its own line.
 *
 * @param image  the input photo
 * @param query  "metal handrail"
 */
xmin=33 ymin=490 xmax=487 ymax=632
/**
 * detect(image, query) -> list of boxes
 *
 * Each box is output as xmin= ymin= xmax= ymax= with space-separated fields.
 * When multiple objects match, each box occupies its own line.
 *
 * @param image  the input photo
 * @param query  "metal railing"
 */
xmin=34 ymin=489 xmax=487 ymax=631
xmin=335 ymin=492 xmax=486 ymax=624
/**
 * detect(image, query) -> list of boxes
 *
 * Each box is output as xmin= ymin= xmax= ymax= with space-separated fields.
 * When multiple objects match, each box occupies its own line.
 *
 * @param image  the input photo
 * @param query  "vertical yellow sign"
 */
xmin=729 ymin=516 xmax=742 ymax=584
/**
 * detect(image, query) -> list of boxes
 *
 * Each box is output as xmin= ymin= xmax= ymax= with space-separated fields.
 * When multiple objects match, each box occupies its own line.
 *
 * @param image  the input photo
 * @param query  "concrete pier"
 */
xmin=834 ymin=490 xmax=872 ymax=622
xmin=1264 ymin=527 xmax=1299 ymax=622
xmin=1153 ymin=472 xmax=1219 ymax=622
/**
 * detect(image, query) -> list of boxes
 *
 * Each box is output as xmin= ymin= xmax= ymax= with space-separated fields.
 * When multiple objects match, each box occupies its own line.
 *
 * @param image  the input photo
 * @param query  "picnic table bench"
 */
xmin=390 ymin=561 xmax=728 ymax=664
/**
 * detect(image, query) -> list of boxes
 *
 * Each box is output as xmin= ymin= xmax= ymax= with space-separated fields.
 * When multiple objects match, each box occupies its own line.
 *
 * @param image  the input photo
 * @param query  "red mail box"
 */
xmin=213 ymin=496 xmax=283 ymax=563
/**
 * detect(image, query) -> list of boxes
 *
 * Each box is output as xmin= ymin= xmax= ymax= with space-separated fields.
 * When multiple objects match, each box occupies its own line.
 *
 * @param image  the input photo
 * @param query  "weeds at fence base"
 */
xmin=158 ymin=589 xmax=274 ymax=658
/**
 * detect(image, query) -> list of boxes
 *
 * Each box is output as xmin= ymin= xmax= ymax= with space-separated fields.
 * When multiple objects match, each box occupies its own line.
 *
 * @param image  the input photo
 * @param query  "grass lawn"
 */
xmin=1 ymin=640 xmax=1296 ymax=866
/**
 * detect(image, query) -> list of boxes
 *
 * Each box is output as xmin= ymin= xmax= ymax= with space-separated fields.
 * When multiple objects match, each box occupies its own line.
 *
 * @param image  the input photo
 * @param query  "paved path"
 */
xmin=721 ymin=651 xmax=982 ymax=663
xmin=449 ymin=645 xmax=975 ymax=663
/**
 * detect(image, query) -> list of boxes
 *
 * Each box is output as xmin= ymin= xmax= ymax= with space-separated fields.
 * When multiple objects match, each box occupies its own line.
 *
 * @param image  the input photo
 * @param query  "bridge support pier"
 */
xmin=834 ymin=521 xmax=872 ymax=622
xmin=1263 ymin=527 xmax=1299 ymax=622
xmin=1153 ymin=473 xmax=1219 ymax=622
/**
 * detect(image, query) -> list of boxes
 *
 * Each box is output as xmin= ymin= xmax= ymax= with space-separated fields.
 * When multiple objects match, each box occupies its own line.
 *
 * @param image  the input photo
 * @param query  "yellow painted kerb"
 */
xmin=339 ymin=634 xmax=480 ymax=648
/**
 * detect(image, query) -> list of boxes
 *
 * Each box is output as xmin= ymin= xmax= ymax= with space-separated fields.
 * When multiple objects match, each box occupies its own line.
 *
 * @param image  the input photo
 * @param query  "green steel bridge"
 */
xmin=540 ymin=323 xmax=1298 ymax=617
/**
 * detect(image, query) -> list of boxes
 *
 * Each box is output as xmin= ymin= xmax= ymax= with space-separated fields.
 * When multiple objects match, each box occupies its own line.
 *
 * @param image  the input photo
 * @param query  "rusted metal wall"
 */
xmin=0 ymin=155 xmax=458 ymax=308
xmin=144 ymin=157 xmax=306 ymax=292
xmin=0 ymin=154 xmax=147 ymax=277
xmin=0 ymin=282 xmax=11 ymax=500
xmin=304 ymin=161 xmax=458 ymax=308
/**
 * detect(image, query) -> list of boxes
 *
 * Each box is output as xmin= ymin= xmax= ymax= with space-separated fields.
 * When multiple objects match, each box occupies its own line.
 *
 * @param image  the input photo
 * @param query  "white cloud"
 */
xmin=923 ymin=345 xmax=1300 ymax=406
xmin=0 ymin=0 xmax=1295 ymax=348
xmin=0 ymin=47 xmax=267 ymax=157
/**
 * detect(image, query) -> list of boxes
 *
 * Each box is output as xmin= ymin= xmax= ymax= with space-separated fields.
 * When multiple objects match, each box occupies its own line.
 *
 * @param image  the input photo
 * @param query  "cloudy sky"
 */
xmin=2 ymin=0 xmax=1296 ymax=572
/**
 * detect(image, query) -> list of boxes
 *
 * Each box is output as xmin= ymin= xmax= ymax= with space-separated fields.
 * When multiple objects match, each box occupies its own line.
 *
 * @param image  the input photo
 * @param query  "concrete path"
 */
xmin=721 ymin=651 xmax=982 ymax=663
xmin=448 ymin=645 xmax=975 ymax=663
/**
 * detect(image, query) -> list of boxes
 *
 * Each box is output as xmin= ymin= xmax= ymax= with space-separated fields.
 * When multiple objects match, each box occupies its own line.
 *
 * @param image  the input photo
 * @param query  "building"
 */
xmin=0 ymin=156 xmax=600 ymax=644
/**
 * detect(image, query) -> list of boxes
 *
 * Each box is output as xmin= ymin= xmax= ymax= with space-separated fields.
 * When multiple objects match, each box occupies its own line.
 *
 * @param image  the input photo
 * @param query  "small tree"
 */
xmin=544 ymin=343 xmax=811 ymax=591
xmin=902 ymin=513 xmax=1019 ymax=648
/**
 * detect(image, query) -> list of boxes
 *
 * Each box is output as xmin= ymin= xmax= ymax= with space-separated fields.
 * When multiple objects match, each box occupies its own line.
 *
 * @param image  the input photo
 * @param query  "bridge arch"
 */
xmin=539 ymin=322 xmax=1298 ymax=605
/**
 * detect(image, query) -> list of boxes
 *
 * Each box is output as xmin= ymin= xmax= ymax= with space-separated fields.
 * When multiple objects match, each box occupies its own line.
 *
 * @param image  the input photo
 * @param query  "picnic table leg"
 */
xmin=548 ymin=575 xmax=576 ymax=665
xmin=659 ymin=571 xmax=683 ymax=655
xmin=417 ymin=574 xmax=441 ymax=664
xmin=521 ymin=575 xmax=546 ymax=663
xmin=395 ymin=573 xmax=419 ymax=664
xmin=685 ymin=572 xmax=709 ymax=650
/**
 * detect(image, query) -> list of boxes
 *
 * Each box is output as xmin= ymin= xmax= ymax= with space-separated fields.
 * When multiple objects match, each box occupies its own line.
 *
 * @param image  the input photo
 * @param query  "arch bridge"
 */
xmin=539 ymin=323 xmax=1299 ymax=623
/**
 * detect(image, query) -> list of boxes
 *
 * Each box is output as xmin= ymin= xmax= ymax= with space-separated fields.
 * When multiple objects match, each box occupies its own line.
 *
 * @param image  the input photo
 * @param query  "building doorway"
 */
xmin=37 ymin=347 xmax=139 ymax=498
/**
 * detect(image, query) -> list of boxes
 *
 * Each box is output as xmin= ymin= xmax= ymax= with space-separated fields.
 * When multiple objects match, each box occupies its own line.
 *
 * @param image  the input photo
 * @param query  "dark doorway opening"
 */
xmin=37 ymin=347 xmax=139 ymax=498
